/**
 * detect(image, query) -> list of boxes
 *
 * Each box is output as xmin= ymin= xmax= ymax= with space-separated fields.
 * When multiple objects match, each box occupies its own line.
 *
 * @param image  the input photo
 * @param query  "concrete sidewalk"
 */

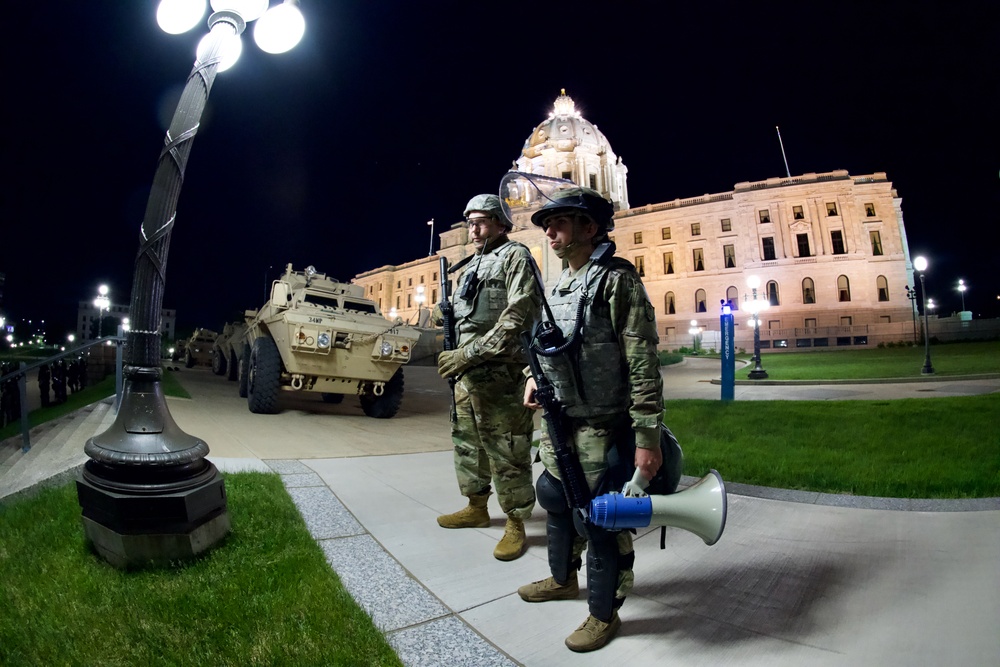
xmin=162 ymin=362 xmax=999 ymax=667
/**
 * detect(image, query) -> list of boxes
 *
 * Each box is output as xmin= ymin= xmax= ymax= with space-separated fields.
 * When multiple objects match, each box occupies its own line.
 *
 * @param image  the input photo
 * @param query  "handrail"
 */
xmin=0 ymin=334 xmax=125 ymax=453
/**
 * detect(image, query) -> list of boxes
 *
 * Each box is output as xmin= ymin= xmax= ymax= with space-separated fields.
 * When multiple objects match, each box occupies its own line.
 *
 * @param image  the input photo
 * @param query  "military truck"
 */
xmin=212 ymin=321 xmax=248 ymax=380
xmin=239 ymin=263 xmax=421 ymax=417
xmin=183 ymin=328 xmax=219 ymax=368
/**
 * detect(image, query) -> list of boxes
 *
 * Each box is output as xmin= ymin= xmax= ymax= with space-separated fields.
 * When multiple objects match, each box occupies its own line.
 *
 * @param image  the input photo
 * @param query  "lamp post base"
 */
xmin=748 ymin=368 xmax=769 ymax=380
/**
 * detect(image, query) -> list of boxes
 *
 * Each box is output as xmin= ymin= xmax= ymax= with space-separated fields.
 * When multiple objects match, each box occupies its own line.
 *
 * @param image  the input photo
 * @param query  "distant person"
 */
xmin=435 ymin=193 xmax=542 ymax=561
xmin=67 ymin=360 xmax=79 ymax=394
xmin=52 ymin=361 xmax=67 ymax=404
xmin=38 ymin=364 xmax=51 ymax=407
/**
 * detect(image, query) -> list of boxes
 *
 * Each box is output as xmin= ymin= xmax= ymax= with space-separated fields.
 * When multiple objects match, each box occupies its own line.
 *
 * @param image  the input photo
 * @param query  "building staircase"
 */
xmin=0 ymin=398 xmax=117 ymax=502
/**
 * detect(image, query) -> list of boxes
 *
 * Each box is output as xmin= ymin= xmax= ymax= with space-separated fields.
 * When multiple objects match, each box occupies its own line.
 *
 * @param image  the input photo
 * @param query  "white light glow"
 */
xmin=913 ymin=256 xmax=928 ymax=272
xmin=197 ymin=30 xmax=243 ymax=71
xmin=211 ymin=0 xmax=269 ymax=22
xmin=157 ymin=0 xmax=207 ymax=34
xmin=746 ymin=275 xmax=760 ymax=290
xmin=254 ymin=2 xmax=306 ymax=54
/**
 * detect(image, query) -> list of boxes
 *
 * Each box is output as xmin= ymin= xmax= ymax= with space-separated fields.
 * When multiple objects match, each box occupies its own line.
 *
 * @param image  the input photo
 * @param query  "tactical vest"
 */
xmin=536 ymin=260 xmax=629 ymax=417
xmin=452 ymin=239 xmax=523 ymax=349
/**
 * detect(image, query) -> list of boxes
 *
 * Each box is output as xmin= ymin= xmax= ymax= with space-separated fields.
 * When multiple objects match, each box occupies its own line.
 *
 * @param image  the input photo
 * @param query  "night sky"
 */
xmin=3 ymin=1 xmax=997 ymax=340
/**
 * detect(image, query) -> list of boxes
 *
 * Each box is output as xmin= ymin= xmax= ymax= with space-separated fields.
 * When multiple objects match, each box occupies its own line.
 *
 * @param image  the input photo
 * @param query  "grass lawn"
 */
xmin=0 ymin=473 xmax=402 ymax=667
xmin=737 ymin=340 xmax=1000 ymax=379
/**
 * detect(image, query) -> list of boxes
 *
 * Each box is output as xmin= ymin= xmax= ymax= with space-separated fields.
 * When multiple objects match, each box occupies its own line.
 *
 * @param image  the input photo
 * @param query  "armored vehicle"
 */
xmin=212 ymin=321 xmax=248 ymax=380
xmin=183 ymin=328 xmax=218 ymax=368
xmin=240 ymin=263 xmax=421 ymax=417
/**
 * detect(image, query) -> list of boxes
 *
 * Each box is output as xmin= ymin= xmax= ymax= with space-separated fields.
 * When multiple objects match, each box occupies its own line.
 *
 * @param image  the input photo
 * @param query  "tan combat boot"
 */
xmin=564 ymin=612 xmax=621 ymax=652
xmin=517 ymin=575 xmax=579 ymax=602
xmin=493 ymin=517 xmax=526 ymax=561
xmin=436 ymin=489 xmax=491 ymax=528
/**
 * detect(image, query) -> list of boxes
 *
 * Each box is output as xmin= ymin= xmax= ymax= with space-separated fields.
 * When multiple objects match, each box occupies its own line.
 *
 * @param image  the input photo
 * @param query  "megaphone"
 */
xmin=588 ymin=470 xmax=727 ymax=546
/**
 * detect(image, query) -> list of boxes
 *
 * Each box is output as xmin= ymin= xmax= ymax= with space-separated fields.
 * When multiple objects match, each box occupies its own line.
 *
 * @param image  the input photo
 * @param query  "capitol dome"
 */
xmin=514 ymin=90 xmax=629 ymax=211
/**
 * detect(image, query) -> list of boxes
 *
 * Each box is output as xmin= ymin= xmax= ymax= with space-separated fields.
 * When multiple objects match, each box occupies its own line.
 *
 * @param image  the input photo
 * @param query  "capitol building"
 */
xmin=354 ymin=91 xmax=920 ymax=352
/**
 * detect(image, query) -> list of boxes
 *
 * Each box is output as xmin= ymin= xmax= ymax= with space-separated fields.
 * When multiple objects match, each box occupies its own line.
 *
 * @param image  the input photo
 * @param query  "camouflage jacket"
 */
xmin=537 ymin=255 xmax=663 ymax=449
xmin=451 ymin=236 xmax=542 ymax=365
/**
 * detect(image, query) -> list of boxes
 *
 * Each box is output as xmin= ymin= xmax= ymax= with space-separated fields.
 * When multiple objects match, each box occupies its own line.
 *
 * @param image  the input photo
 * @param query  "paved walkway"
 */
xmin=155 ymin=360 xmax=999 ymax=667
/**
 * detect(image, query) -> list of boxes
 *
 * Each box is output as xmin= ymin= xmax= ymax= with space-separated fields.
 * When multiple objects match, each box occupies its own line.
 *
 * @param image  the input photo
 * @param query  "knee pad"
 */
xmin=536 ymin=470 xmax=568 ymax=514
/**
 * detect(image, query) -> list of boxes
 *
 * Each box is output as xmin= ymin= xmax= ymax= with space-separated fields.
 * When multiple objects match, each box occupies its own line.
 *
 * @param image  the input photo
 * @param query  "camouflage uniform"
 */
xmin=535 ymin=252 xmax=663 ymax=620
xmin=447 ymin=235 xmax=541 ymax=520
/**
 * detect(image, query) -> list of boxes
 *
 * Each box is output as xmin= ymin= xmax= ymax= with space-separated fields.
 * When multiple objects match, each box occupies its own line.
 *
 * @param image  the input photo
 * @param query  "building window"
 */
xmin=665 ymin=292 xmax=676 ymax=314
xmin=759 ymin=209 xmax=771 ymax=224
xmin=727 ymin=286 xmax=739 ymax=309
xmin=721 ymin=218 xmax=732 ymax=232
xmin=792 ymin=205 xmax=804 ymax=220
xmin=766 ymin=281 xmax=780 ymax=306
xmin=870 ymin=230 xmax=883 ymax=256
xmin=395 ymin=296 xmax=400 ymax=308
xmin=805 ymin=318 xmax=817 ymax=329
xmin=802 ymin=277 xmax=816 ymax=304
xmin=408 ymin=278 xmax=413 ymax=286
xmin=634 ymin=231 xmax=643 ymax=244
xmin=826 ymin=202 xmax=838 ymax=216
xmin=420 ymin=275 xmax=425 ymax=283
xmin=432 ymin=289 xmax=438 ymax=303
xmin=831 ymin=230 xmax=846 ymax=255
xmin=589 ymin=174 xmax=597 ymax=190
xmin=762 ymin=236 xmax=776 ymax=261
xmin=877 ymin=275 xmax=889 ymax=302
xmin=396 ymin=281 xmax=401 ymax=289
xmin=634 ymin=256 xmax=645 ymax=276
xmin=796 ymin=233 xmax=811 ymax=257
xmin=407 ymin=294 xmax=412 ymax=307
xmin=723 ymin=244 xmax=736 ymax=268
xmin=562 ymin=171 xmax=571 ymax=180
xmin=692 ymin=248 xmax=704 ymax=271
xmin=432 ymin=272 xmax=437 ymax=281
xmin=838 ymin=275 xmax=851 ymax=302
xmin=661 ymin=227 xmax=671 ymax=240
xmin=865 ymin=203 xmax=876 ymax=217
xmin=695 ymin=289 xmax=707 ymax=313
xmin=841 ymin=316 xmax=853 ymax=326
xmin=663 ymin=252 xmax=674 ymax=274
xmin=691 ymin=222 xmax=701 ymax=236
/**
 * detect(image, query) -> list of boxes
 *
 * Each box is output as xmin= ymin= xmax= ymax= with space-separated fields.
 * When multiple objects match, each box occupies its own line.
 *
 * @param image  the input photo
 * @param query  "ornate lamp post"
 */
xmin=913 ymin=256 xmax=935 ymax=375
xmin=688 ymin=319 xmax=701 ymax=354
xmin=427 ymin=219 xmax=435 ymax=256
xmin=76 ymin=0 xmax=306 ymax=569
xmin=745 ymin=275 xmax=769 ymax=379
xmin=93 ymin=285 xmax=110 ymax=339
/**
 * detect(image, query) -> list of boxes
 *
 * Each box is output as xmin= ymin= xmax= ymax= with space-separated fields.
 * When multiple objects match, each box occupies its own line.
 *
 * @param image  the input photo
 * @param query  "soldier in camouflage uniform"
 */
xmin=517 ymin=187 xmax=663 ymax=652
xmin=436 ymin=193 xmax=542 ymax=561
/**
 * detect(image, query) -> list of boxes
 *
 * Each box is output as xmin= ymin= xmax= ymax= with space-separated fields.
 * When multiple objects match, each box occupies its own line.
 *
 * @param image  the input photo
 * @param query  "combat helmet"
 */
xmin=464 ymin=194 xmax=512 ymax=230
xmin=530 ymin=186 xmax=615 ymax=231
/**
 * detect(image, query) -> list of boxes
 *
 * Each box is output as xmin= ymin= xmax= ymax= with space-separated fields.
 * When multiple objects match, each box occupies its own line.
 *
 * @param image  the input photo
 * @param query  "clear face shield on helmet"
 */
xmin=499 ymin=171 xmax=581 ymax=226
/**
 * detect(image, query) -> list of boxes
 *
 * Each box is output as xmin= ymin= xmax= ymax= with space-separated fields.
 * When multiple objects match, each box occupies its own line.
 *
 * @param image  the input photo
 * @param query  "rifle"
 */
xmin=439 ymin=256 xmax=457 ymax=423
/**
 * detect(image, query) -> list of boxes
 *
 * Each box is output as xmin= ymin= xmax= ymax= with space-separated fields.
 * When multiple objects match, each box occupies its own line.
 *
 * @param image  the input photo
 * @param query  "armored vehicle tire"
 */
xmin=359 ymin=368 xmax=404 ymax=419
xmin=247 ymin=337 xmax=282 ymax=414
xmin=185 ymin=351 xmax=195 ymax=368
xmin=238 ymin=342 xmax=251 ymax=398
xmin=321 ymin=392 xmax=344 ymax=404
xmin=212 ymin=349 xmax=227 ymax=376
xmin=227 ymin=350 xmax=239 ymax=381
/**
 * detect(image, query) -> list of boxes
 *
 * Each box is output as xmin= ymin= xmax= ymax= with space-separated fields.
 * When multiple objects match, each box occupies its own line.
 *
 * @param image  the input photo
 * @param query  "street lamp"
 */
xmin=688 ymin=319 xmax=701 ymax=353
xmin=913 ymin=256 xmax=935 ymax=375
xmin=745 ymin=275 xmax=769 ymax=379
xmin=427 ymin=219 xmax=435 ymax=256
xmin=957 ymin=279 xmax=967 ymax=312
xmin=93 ymin=284 xmax=111 ymax=339
xmin=904 ymin=284 xmax=919 ymax=343
xmin=77 ymin=0 xmax=306 ymax=569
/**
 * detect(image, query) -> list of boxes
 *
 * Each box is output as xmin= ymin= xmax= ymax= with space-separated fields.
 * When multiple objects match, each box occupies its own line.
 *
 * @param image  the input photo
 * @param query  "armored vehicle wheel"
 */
xmin=248 ymin=337 xmax=282 ymax=414
xmin=227 ymin=350 xmax=239 ymax=381
xmin=360 ymin=367 xmax=404 ymax=419
xmin=212 ymin=349 xmax=227 ymax=376
xmin=185 ymin=350 xmax=195 ymax=368
xmin=321 ymin=393 xmax=344 ymax=404
xmin=238 ymin=342 xmax=251 ymax=397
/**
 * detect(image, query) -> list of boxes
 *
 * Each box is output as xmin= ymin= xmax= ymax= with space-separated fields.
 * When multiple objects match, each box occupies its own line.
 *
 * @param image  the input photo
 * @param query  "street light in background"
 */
xmin=688 ymin=319 xmax=701 ymax=354
xmin=957 ymin=279 xmax=967 ymax=312
xmin=414 ymin=285 xmax=426 ymax=325
xmin=427 ymin=219 xmax=435 ymax=256
xmin=745 ymin=275 xmax=769 ymax=379
xmin=77 ymin=0 xmax=306 ymax=569
xmin=93 ymin=284 xmax=110 ymax=338
xmin=913 ymin=256 xmax=935 ymax=375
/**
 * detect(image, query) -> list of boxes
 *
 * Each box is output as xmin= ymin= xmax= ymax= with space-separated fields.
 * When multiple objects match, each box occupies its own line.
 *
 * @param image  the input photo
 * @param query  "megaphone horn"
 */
xmin=588 ymin=470 xmax=728 ymax=546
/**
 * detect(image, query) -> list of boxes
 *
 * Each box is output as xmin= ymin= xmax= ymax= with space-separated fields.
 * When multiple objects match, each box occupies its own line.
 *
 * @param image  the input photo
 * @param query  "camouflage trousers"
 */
xmin=539 ymin=412 xmax=635 ymax=602
xmin=451 ymin=362 xmax=536 ymax=521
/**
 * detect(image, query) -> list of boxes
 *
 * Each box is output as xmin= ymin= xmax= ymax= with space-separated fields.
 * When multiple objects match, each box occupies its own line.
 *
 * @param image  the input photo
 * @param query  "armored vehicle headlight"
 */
xmin=317 ymin=332 xmax=331 ymax=348
xmin=380 ymin=341 xmax=393 ymax=356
